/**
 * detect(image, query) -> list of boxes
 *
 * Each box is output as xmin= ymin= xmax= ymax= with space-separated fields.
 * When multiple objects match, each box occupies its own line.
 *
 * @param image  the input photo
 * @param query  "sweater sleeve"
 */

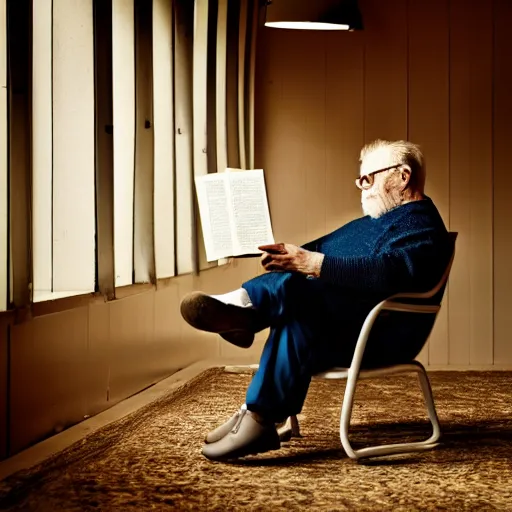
xmin=301 ymin=223 xmax=349 ymax=252
xmin=301 ymin=233 xmax=328 ymax=252
xmin=319 ymin=230 xmax=451 ymax=296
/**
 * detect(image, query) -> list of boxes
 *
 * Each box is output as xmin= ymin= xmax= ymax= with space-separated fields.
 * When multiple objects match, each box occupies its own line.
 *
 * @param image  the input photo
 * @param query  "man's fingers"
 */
xmin=264 ymin=263 xmax=285 ymax=272
xmin=258 ymin=243 xmax=286 ymax=254
xmin=263 ymin=254 xmax=286 ymax=264
xmin=261 ymin=253 xmax=274 ymax=266
xmin=261 ymin=254 xmax=291 ymax=273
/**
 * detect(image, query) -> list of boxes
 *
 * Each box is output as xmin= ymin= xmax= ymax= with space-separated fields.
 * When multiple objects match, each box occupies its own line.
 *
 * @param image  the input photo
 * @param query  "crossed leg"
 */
xmin=181 ymin=271 xmax=363 ymax=460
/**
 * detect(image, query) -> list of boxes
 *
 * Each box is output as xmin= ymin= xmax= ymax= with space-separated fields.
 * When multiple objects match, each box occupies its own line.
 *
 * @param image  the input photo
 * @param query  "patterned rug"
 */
xmin=0 ymin=368 xmax=511 ymax=511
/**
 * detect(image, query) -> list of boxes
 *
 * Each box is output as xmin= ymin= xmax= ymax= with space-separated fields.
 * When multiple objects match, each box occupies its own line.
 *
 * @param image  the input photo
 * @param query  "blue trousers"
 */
xmin=242 ymin=272 xmax=366 ymax=423
xmin=242 ymin=271 xmax=433 ymax=422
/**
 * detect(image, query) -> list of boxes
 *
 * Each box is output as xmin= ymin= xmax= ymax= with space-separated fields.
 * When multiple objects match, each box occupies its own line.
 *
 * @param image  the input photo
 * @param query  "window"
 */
xmin=33 ymin=0 xmax=96 ymax=301
xmin=3 ymin=0 xmax=259 ymax=308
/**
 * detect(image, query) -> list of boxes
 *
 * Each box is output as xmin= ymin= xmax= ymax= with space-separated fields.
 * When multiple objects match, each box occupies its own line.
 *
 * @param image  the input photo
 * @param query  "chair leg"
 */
xmin=290 ymin=415 xmax=301 ymax=436
xmin=339 ymin=362 xmax=442 ymax=460
xmin=416 ymin=365 xmax=442 ymax=443
xmin=276 ymin=415 xmax=302 ymax=441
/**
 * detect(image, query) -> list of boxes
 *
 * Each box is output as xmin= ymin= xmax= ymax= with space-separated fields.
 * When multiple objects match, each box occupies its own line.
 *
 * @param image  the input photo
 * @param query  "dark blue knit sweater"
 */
xmin=303 ymin=197 xmax=452 ymax=298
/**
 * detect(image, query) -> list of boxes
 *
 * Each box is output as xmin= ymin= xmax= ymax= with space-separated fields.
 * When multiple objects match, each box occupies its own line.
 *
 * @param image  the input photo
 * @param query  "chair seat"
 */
xmin=314 ymin=360 xmax=425 ymax=380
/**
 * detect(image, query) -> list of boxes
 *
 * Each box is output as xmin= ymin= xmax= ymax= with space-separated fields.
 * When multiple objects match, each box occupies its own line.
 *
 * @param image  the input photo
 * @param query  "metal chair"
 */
xmin=281 ymin=232 xmax=458 ymax=459
xmin=229 ymin=232 xmax=458 ymax=460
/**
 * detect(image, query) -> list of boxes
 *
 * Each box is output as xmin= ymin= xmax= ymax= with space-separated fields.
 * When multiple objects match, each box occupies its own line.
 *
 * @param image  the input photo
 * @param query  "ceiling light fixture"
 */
xmin=264 ymin=0 xmax=363 ymax=31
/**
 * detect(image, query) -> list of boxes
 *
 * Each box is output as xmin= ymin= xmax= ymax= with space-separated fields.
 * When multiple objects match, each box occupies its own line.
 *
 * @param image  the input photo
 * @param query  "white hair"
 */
xmin=360 ymin=139 xmax=426 ymax=192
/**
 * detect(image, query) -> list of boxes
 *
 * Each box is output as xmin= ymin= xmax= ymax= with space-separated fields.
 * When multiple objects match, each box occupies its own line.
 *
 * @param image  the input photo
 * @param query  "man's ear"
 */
xmin=399 ymin=165 xmax=412 ymax=190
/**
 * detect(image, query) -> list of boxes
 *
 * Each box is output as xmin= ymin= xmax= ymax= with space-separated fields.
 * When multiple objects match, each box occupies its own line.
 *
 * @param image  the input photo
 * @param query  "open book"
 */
xmin=194 ymin=168 xmax=275 ymax=262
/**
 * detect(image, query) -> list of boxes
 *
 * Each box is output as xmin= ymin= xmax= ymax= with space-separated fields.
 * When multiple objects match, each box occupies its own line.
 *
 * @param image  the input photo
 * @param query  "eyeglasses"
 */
xmin=355 ymin=164 xmax=400 ymax=190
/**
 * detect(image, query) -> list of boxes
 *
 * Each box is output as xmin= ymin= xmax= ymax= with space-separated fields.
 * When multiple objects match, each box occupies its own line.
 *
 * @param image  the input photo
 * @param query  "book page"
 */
xmin=194 ymin=173 xmax=234 ymax=261
xmin=227 ymin=169 xmax=275 ymax=256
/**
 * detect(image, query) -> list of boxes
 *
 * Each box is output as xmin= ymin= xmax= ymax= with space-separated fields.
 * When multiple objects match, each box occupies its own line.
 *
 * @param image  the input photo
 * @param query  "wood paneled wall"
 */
xmin=255 ymin=0 xmax=512 ymax=367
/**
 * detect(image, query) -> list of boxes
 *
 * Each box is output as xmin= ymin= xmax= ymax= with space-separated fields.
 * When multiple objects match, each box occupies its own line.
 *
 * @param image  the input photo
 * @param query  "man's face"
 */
xmin=358 ymin=147 xmax=402 ymax=218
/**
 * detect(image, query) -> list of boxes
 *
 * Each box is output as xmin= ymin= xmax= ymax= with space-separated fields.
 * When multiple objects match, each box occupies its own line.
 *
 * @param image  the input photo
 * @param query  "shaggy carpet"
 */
xmin=0 ymin=368 xmax=511 ymax=511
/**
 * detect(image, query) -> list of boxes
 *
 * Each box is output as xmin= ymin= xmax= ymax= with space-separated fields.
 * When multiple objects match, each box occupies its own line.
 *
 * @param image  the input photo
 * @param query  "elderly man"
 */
xmin=180 ymin=139 xmax=452 ymax=461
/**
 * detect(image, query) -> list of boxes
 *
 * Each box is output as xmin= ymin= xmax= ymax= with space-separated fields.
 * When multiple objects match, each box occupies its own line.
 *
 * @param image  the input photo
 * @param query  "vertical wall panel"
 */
xmin=205 ymin=2 xmax=218 ymax=176
xmin=0 ymin=320 xmax=7 ymax=459
xmin=0 ymin=0 xmax=6 ymax=306
xmin=86 ymin=302 xmax=111 ymax=418
xmin=325 ymin=31 xmax=364 ymax=235
xmin=258 ymin=30 xmax=307 ymax=245
xmin=0 ymin=0 xmax=5 ymax=310
xmin=237 ymin=0 xmax=248 ymax=169
xmin=32 ymin=0 xmax=53 ymax=298
xmin=52 ymin=0 xmax=96 ymax=292
xmin=10 ymin=309 xmax=90 ymax=454
xmin=408 ymin=0 xmax=450 ymax=365
xmin=193 ymin=0 xmax=216 ymax=271
xmin=133 ymin=0 xmax=155 ymax=284
xmin=108 ymin=292 xmax=156 ymax=404
xmin=247 ymin=0 xmax=258 ymax=170
xmin=362 ymin=0 xmax=408 ymax=143
xmin=216 ymin=0 xmax=228 ymax=173
xmin=466 ymin=3 xmax=493 ymax=366
xmin=8 ymin=0 xmax=31 ymax=307
xmin=94 ymin=0 xmax=115 ymax=298
xmin=447 ymin=0 xmax=471 ymax=365
xmin=153 ymin=0 xmax=176 ymax=280
xmin=261 ymin=29 xmax=328 ymax=245
xmin=493 ymin=0 xmax=512 ymax=365
xmin=174 ymin=0 xmax=195 ymax=275
xmin=449 ymin=0 xmax=493 ymax=366
xmin=225 ymin=0 xmax=239 ymax=169
xmin=112 ymin=0 xmax=135 ymax=287
xmin=299 ymin=33 xmax=327 ymax=243
xmin=193 ymin=0 xmax=209 ymax=178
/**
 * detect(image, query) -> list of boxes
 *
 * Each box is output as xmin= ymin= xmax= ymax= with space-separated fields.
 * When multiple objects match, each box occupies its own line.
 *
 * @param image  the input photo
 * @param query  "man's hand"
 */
xmin=258 ymin=243 xmax=324 ymax=277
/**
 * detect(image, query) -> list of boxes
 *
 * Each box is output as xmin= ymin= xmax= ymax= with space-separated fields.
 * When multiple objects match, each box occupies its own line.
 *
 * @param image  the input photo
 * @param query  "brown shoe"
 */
xmin=202 ymin=410 xmax=280 ymax=461
xmin=180 ymin=292 xmax=260 ymax=348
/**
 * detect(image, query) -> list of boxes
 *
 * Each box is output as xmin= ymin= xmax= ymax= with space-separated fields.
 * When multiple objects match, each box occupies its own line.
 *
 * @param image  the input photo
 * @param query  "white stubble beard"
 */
xmin=361 ymin=186 xmax=402 ymax=219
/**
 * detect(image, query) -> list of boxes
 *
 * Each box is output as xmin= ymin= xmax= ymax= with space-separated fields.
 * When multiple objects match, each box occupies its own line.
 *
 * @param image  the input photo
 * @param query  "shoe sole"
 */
xmin=220 ymin=330 xmax=254 ymax=349
xmin=180 ymin=292 xmax=258 ymax=347
xmin=206 ymin=422 xmax=295 ymax=444
xmin=202 ymin=437 xmax=281 ymax=461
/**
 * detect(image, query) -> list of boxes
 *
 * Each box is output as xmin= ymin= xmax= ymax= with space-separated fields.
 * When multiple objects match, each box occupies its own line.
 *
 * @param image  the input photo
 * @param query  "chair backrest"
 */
xmin=389 ymin=231 xmax=458 ymax=304
xmin=361 ymin=232 xmax=458 ymax=367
